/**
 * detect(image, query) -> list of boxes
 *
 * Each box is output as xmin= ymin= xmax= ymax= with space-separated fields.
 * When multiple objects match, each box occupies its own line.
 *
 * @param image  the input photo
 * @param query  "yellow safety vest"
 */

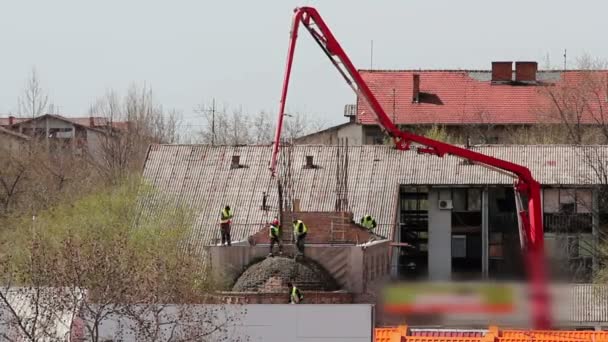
xmin=269 ymin=224 xmax=280 ymax=238
xmin=361 ymin=215 xmax=376 ymax=229
xmin=221 ymin=209 xmax=233 ymax=224
xmin=291 ymin=287 xmax=302 ymax=303
xmin=293 ymin=220 xmax=307 ymax=235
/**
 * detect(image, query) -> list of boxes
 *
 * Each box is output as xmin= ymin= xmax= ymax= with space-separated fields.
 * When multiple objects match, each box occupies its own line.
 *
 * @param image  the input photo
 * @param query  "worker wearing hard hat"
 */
xmin=268 ymin=217 xmax=282 ymax=256
xmin=293 ymin=219 xmax=308 ymax=255
xmin=288 ymin=282 xmax=303 ymax=304
xmin=220 ymin=205 xmax=233 ymax=246
xmin=360 ymin=214 xmax=377 ymax=230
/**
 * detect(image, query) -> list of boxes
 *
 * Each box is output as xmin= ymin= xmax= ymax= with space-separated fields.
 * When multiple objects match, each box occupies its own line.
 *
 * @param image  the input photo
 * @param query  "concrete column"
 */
xmin=391 ymin=228 xmax=400 ymax=278
xmin=482 ymin=188 xmax=489 ymax=279
xmin=71 ymin=126 xmax=76 ymax=149
xmin=428 ymin=188 xmax=451 ymax=280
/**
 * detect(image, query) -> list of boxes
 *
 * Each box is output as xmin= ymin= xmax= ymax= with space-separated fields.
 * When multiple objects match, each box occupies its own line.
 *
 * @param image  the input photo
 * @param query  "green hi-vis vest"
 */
xmin=293 ymin=220 xmax=308 ymax=235
xmin=361 ymin=215 xmax=377 ymax=229
xmin=221 ymin=209 xmax=233 ymax=223
xmin=291 ymin=287 xmax=303 ymax=303
xmin=269 ymin=225 xmax=280 ymax=238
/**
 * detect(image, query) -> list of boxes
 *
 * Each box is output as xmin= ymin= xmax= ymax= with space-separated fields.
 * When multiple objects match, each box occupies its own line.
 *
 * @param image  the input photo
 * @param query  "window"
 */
xmin=578 ymin=234 xmax=594 ymax=257
xmin=543 ymin=189 xmax=560 ymax=213
xmin=452 ymin=189 xmax=467 ymax=211
xmin=468 ymin=189 xmax=481 ymax=211
xmin=544 ymin=233 xmax=557 ymax=257
xmin=544 ymin=188 xmax=593 ymax=214
xmin=560 ymin=190 xmax=576 ymax=214
xmin=576 ymin=190 xmax=592 ymax=213
xmin=567 ymin=236 xmax=579 ymax=258
xmin=489 ymin=233 xmax=503 ymax=258
xmin=452 ymin=235 xmax=467 ymax=258
xmin=451 ymin=188 xmax=482 ymax=212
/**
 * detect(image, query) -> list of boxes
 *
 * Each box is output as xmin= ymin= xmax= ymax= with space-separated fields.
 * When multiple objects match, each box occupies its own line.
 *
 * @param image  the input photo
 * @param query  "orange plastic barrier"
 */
xmin=376 ymin=326 xmax=608 ymax=342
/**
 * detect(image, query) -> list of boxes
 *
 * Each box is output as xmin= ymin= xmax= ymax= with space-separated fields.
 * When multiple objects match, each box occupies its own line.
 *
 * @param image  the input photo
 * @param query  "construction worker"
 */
xmin=287 ymin=282 xmax=303 ymax=304
xmin=268 ymin=216 xmax=282 ymax=256
xmin=293 ymin=219 xmax=307 ymax=255
xmin=220 ymin=205 xmax=233 ymax=246
xmin=360 ymin=214 xmax=377 ymax=230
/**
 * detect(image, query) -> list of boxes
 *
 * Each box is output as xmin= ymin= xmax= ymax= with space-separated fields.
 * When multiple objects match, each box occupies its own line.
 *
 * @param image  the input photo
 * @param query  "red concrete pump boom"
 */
xmin=269 ymin=7 xmax=550 ymax=329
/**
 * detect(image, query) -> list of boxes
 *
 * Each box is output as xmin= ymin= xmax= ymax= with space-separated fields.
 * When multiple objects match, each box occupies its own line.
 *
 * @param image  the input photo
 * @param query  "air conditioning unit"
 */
xmin=438 ymin=199 xmax=453 ymax=210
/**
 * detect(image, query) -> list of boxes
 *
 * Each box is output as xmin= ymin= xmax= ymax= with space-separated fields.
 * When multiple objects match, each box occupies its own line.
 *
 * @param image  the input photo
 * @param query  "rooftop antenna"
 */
xmin=563 ymin=49 xmax=567 ymax=70
xmin=370 ymin=40 xmax=374 ymax=69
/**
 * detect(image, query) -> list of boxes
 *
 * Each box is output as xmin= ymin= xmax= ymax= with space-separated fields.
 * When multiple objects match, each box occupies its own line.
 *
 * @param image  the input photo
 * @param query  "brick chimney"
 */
xmin=8 ymin=116 xmax=14 ymax=125
xmin=515 ymin=61 xmax=538 ymax=83
xmin=230 ymin=155 xmax=241 ymax=169
xmin=412 ymin=74 xmax=420 ymax=103
xmin=491 ymin=61 xmax=512 ymax=83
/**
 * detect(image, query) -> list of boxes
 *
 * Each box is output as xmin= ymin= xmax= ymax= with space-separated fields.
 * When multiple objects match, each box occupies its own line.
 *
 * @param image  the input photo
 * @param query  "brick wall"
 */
xmin=217 ymin=291 xmax=353 ymax=304
xmin=249 ymin=211 xmax=376 ymax=245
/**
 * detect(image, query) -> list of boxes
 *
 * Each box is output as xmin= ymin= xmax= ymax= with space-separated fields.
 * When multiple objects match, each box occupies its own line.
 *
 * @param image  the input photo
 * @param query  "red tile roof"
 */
xmin=0 ymin=117 xmax=27 ymax=126
xmin=357 ymin=70 xmax=608 ymax=125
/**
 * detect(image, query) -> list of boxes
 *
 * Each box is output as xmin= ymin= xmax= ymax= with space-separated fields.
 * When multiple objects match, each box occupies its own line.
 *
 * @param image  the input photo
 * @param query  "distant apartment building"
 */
xmin=0 ymin=114 xmax=127 ymax=160
xmin=296 ymin=61 xmax=608 ymax=145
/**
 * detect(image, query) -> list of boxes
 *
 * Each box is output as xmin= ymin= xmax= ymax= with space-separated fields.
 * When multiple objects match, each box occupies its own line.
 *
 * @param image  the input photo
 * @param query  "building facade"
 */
xmin=141 ymin=144 xmax=608 ymax=282
xmin=0 ymin=114 xmax=129 ymax=162
xmin=297 ymin=61 xmax=608 ymax=146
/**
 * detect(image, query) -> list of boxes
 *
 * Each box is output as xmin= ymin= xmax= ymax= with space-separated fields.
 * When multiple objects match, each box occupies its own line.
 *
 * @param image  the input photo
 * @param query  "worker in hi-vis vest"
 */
xmin=220 ymin=206 xmax=233 ymax=246
xmin=268 ymin=217 xmax=282 ymax=256
xmin=360 ymin=214 xmax=377 ymax=230
xmin=293 ymin=219 xmax=308 ymax=255
xmin=288 ymin=282 xmax=303 ymax=304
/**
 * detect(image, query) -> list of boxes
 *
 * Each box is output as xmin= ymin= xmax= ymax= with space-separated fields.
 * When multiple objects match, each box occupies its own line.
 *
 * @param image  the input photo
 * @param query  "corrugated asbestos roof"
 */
xmin=141 ymin=144 xmax=608 ymax=252
xmin=0 ymin=287 xmax=85 ymax=341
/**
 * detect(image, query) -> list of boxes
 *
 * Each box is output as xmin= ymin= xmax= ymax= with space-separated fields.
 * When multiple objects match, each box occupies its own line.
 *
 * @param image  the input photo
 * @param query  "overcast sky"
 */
xmin=1 ymin=0 xmax=607 ymax=133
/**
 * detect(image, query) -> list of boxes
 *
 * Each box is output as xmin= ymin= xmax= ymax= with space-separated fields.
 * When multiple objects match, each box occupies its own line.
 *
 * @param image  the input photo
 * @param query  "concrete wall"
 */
xmin=295 ymin=123 xmax=363 ymax=145
xmin=85 ymin=304 xmax=374 ymax=342
xmin=208 ymin=240 xmax=391 ymax=294
xmin=427 ymin=188 xmax=452 ymax=280
xmin=218 ymin=291 xmax=353 ymax=304
xmin=337 ymin=122 xmax=364 ymax=145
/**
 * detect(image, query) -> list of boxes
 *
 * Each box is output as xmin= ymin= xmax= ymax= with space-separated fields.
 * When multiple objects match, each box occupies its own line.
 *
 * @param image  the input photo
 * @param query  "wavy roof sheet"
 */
xmin=141 ymin=144 xmax=608 ymax=252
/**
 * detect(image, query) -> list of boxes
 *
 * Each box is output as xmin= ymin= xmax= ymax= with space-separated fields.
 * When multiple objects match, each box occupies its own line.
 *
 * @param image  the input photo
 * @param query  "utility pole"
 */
xmin=211 ymin=98 xmax=216 ymax=146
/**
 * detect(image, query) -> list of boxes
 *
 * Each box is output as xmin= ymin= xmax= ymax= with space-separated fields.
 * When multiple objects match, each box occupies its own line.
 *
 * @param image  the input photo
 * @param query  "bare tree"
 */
xmin=18 ymin=68 xmax=49 ymax=119
xmin=194 ymin=100 xmax=328 ymax=145
xmin=91 ymin=85 xmax=183 ymax=182
xmin=540 ymin=54 xmax=608 ymax=144
xmin=251 ymin=111 xmax=274 ymax=145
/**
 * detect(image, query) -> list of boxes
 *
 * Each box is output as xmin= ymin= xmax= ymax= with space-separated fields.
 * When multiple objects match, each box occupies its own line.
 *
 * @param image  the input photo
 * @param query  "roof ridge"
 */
xmin=358 ymin=69 xmax=608 ymax=73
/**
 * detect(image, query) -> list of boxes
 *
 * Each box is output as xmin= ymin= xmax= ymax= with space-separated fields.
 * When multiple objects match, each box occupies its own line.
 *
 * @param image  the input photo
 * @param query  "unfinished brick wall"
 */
xmin=249 ymin=211 xmax=376 ymax=245
xmin=218 ymin=291 xmax=353 ymax=304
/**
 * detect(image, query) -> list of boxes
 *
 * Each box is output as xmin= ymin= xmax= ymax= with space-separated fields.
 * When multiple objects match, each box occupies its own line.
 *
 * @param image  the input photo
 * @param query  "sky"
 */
xmin=1 ymin=0 xmax=607 ymax=134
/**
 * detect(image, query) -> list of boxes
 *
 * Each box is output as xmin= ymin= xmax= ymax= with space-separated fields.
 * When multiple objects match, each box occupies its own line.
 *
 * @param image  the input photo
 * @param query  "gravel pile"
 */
xmin=232 ymin=256 xmax=339 ymax=292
